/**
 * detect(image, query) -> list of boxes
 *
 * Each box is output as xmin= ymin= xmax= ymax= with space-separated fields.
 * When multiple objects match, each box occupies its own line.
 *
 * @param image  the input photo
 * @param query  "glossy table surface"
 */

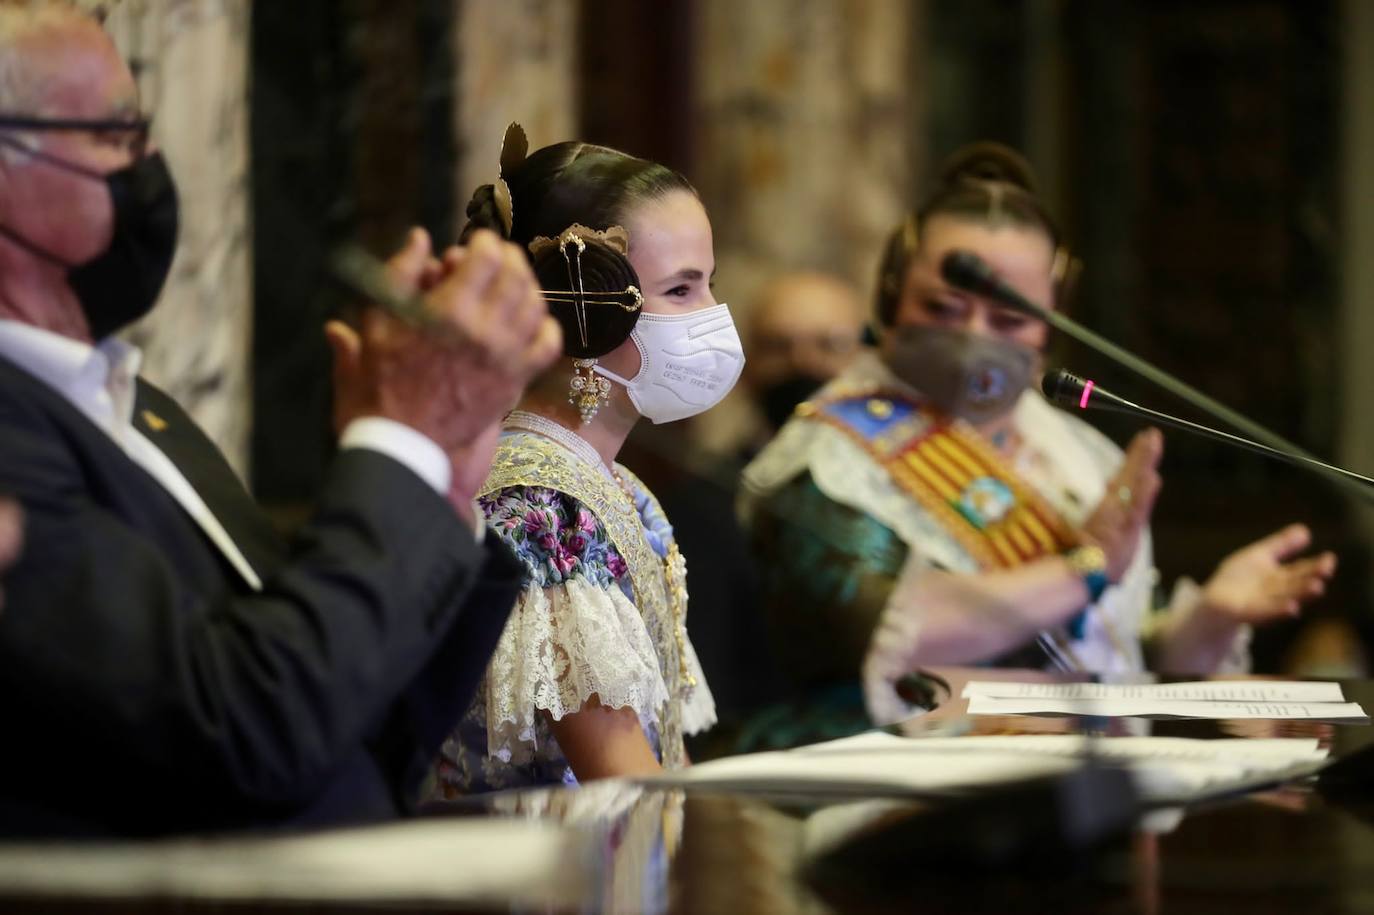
xmin=6 ymin=669 xmax=1374 ymax=914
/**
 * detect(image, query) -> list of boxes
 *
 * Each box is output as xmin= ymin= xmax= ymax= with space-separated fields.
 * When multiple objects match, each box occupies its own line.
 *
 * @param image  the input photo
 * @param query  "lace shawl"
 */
xmin=433 ymin=432 xmax=715 ymax=794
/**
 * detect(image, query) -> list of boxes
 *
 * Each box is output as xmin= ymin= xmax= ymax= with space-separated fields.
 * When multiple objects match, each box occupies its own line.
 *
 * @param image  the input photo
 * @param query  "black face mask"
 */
xmin=0 ymin=147 xmax=179 ymax=340
xmin=759 ymin=373 xmax=829 ymax=430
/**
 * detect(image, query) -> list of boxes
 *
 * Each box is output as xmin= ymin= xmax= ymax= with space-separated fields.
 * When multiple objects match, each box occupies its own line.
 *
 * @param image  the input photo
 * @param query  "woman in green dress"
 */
xmin=741 ymin=142 xmax=1337 ymax=723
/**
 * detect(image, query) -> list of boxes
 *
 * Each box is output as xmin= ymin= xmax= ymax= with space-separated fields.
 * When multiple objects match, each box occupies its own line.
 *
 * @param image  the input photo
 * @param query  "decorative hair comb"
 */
xmin=1051 ymin=245 xmax=1082 ymax=306
xmin=491 ymin=122 xmax=528 ymax=237
xmin=530 ymin=225 xmax=642 ymax=351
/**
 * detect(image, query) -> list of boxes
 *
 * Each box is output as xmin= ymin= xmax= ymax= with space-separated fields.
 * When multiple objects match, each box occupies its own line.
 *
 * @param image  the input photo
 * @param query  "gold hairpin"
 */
xmin=530 ymin=224 xmax=642 ymax=349
xmin=542 ymin=287 xmax=643 ymax=313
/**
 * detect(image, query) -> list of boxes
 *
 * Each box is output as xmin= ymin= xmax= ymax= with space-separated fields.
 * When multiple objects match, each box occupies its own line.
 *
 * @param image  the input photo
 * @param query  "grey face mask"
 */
xmin=883 ymin=325 xmax=1034 ymax=424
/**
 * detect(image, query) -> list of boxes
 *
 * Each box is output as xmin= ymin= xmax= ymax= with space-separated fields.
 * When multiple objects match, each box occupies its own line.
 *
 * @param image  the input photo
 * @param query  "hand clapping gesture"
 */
xmin=1081 ymin=427 xmax=1164 ymax=582
xmin=325 ymin=228 xmax=562 ymax=504
xmin=1199 ymin=524 xmax=1336 ymax=623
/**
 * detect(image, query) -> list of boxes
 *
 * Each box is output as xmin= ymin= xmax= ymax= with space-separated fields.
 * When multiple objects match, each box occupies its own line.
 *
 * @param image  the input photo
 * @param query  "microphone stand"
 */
xmin=941 ymin=250 xmax=1374 ymax=503
xmin=1053 ymin=376 xmax=1374 ymax=495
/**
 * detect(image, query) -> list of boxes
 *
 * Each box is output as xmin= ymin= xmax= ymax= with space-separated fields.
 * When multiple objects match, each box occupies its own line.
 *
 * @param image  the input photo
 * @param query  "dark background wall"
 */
xmin=250 ymin=0 xmax=458 ymax=514
xmin=249 ymin=0 xmax=1362 ymax=672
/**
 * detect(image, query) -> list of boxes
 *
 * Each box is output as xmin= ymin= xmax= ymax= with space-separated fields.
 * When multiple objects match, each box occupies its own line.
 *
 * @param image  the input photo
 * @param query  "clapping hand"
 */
xmin=326 ymin=228 xmax=562 ymax=503
xmin=1199 ymin=524 xmax=1337 ymax=624
xmin=1152 ymin=522 xmax=1337 ymax=674
xmin=1081 ymin=427 xmax=1164 ymax=580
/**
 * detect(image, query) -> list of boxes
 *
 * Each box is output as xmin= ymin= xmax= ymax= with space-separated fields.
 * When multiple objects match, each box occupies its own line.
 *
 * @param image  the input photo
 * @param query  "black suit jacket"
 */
xmin=0 ymin=354 xmax=522 ymax=836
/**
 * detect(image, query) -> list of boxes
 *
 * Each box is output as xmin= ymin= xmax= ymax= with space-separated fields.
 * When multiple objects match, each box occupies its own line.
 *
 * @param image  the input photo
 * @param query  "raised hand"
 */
xmin=1081 ymin=427 xmax=1164 ymax=580
xmin=326 ymin=227 xmax=560 ymax=444
xmin=1200 ymin=523 xmax=1337 ymax=623
xmin=325 ymin=228 xmax=562 ymax=501
xmin=421 ymin=228 xmax=563 ymax=432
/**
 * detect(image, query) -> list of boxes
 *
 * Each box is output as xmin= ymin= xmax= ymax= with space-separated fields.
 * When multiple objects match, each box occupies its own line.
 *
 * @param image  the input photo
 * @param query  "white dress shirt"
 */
xmin=0 ymin=319 xmax=473 ymax=593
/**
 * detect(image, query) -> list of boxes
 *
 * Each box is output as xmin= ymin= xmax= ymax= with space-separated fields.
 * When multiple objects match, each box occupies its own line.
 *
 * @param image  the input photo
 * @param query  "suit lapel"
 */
xmin=132 ymin=382 xmax=286 ymax=581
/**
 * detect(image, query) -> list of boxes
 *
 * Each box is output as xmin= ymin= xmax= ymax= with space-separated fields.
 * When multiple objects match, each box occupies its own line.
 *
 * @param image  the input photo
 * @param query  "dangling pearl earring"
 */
xmin=569 ymin=358 xmax=611 ymax=425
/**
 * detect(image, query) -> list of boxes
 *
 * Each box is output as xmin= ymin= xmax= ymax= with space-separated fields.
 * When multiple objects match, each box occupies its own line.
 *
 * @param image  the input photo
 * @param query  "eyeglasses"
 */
xmin=0 ymin=114 xmax=152 ymax=159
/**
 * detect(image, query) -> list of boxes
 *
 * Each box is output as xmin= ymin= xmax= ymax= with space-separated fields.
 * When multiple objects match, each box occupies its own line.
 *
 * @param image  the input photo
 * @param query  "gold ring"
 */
xmin=1116 ymin=485 xmax=1133 ymax=505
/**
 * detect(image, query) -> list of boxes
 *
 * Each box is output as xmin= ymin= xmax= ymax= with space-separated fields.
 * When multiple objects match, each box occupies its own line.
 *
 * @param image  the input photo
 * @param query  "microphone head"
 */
xmin=1042 ymin=369 xmax=1088 ymax=408
xmin=940 ymin=249 xmax=998 ymax=295
xmin=940 ymin=249 xmax=1042 ymax=318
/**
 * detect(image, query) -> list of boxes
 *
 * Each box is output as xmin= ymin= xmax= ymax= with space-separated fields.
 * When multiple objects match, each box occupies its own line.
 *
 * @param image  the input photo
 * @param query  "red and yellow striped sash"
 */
xmin=803 ymin=392 xmax=1078 ymax=569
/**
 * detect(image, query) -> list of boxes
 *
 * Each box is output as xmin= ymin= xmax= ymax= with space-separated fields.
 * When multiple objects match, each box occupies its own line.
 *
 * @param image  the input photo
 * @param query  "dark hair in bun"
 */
xmin=463 ymin=183 xmax=507 ymax=237
xmin=460 ymin=140 xmax=695 ymax=356
xmin=936 ymin=142 xmax=1040 ymax=193
xmin=874 ymin=141 xmax=1073 ymax=325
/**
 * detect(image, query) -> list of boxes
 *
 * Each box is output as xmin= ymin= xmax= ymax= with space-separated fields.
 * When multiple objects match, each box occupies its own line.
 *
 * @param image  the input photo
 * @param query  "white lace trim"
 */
xmin=678 ymin=637 xmax=718 ymax=735
xmin=484 ymin=576 xmax=672 ymax=766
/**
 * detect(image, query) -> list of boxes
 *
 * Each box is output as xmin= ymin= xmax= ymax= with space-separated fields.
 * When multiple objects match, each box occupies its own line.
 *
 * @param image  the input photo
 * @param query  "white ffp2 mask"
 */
xmin=593 ymin=303 xmax=745 ymax=424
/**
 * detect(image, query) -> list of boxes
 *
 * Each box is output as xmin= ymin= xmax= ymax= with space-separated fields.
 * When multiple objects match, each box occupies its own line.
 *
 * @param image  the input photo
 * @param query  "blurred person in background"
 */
xmin=655 ymin=270 xmax=866 ymax=726
xmin=702 ymin=271 xmax=867 ymax=464
xmin=740 ymin=142 xmax=1337 ymax=724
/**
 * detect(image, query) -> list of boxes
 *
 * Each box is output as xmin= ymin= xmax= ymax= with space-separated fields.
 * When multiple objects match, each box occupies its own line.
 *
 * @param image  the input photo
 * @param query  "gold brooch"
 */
xmin=866 ymin=398 xmax=894 ymax=420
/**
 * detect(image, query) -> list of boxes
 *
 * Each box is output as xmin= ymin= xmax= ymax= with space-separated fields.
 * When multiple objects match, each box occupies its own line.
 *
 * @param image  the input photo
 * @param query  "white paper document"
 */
xmin=959 ymin=680 xmax=1367 ymax=720
xmin=965 ymin=696 xmax=1367 ymax=720
xmin=650 ymin=731 xmax=1330 ymax=805
xmin=962 ymin=680 xmax=1347 ymax=702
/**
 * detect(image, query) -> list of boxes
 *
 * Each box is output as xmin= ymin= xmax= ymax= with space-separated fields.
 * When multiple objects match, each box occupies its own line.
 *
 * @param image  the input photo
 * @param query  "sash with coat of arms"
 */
xmin=796 ymin=391 xmax=1080 ymax=571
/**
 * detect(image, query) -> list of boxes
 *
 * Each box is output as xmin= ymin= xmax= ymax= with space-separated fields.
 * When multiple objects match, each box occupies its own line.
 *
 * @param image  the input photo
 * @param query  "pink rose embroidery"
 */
xmin=552 ymin=545 xmax=578 ymax=576
xmin=576 ymin=508 xmax=598 ymax=534
xmin=523 ymin=510 xmax=546 ymax=534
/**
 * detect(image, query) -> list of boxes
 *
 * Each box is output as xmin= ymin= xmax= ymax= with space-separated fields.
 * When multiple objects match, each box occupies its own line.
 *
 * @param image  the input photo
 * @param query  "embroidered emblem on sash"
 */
xmin=802 ymin=391 xmax=1078 ymax=569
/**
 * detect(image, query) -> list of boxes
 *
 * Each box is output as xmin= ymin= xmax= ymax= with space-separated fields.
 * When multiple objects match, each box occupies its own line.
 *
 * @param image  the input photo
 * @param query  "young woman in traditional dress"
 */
xmin=432 ymin=128 xmax=741 ymax=790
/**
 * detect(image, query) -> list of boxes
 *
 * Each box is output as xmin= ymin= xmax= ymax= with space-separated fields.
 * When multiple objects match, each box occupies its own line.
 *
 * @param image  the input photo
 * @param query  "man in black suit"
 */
xmin=0 ymin=4 xmax=560 ymax=836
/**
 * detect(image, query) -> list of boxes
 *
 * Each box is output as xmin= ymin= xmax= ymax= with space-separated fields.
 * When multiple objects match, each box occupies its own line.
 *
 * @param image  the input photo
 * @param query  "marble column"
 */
xmin=693 ymin=0 xmax=921 ymax=311
xmin=452 ymin=0 xmax=578 ymax=236
xmin=101 ymin=0 xmax=254 ymax=475
xmin=689 ymin=0 xmax=922 ymax=456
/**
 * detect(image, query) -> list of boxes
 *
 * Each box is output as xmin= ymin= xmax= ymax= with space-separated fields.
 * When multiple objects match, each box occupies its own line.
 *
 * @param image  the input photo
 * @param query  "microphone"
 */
xmin=330 ymin=244 xmax=446 ymax=330
xmin=938 ymin=248 xmax=1364 ymax=497
xmin=940 ymin=249 xmax=1035 ymax=314
xmin=1044 ymin=369 xmax=1374 ymax=495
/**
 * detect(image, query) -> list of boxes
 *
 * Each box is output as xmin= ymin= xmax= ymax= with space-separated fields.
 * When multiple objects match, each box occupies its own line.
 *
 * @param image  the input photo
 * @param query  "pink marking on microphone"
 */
xmin=1078 ymin=380 xmax=1095 ymax=410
